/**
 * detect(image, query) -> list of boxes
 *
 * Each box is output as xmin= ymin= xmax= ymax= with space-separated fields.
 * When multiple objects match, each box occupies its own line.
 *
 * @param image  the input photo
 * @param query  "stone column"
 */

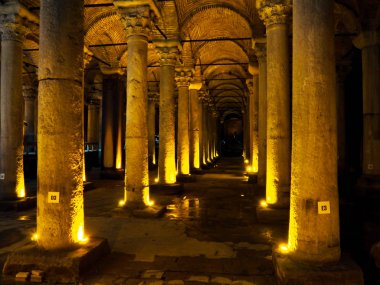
xmin=258 ymin=1 xmax=291 ymax=207
xmin=87 ymin=101 xmax=100 ymax=144
xmin=198 ymin=93 xmax=205 ymax=165
xmin=288 ymin=0 xmax=340 ymax=263
xmin=156 ymin=41 xmax=179 ymax=184
xmin=148 ymin=92 xmax=158 ymax=167
xmin=116 ymin=3 xmax=158 ymax=207
xmin=37 ymin=0 xmax=85 ymax=248
xmin=255 ymin=44 xmax=267 ymax=189
xmin=353 ymin=31 xmax=380 ymax=184
xmin=175 ymin=68 xmax=192 ymax=176
xmin=189 ymin=81 xmax=202 ymax=170
xmin=203 ymin=104 xmax=210 ymax=163
xmin=247 ymin=77 xmax=259 ymax=174
xmin=0 ymin=20 xmax=26 ymax=200
xmin=23 ymin=86 xmax=37 ymax=152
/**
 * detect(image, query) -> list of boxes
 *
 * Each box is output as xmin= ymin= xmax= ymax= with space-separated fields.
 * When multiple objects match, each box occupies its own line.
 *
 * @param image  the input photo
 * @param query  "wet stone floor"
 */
xmin=0 ymin=157 xmax=288 ymax=284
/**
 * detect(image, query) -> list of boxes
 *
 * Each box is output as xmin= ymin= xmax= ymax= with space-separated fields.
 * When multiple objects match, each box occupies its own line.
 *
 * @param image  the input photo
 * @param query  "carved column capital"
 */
xmin=156 ymin=41 xmax=180 ymax=66
xmin=246 ymin=79 xmax=254 ymax=95
xmin=148 ymin=91 xmax=159 ymax=102
xmin=254 ymin=43 xmax=267 ymax=63
xmin=22 ymin=86 xmax=37 ymax=100
xmin=0 ymin=16 xmax=26 ymax=42
xmin=117 ymin=5 xmax=154 ymax=38
xmin=84 ymin=46 xmax=93 ymax=68
xmin=257 ymin=0 xmax=291 ymax=27
xmin=353 ymin=30 xmax=379 ymax=50
xmin=175 ymin=67 xmax=193 ymax=87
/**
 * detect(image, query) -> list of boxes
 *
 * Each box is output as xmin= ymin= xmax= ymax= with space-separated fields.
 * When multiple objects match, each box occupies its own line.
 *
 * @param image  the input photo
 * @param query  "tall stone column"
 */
xmin=23 ymin=86 xmax=37 ymax=152
xmin=353 ymin=31 xmax=380 ymax=184
xmin=37 ymin=0 xmax=85 ymax=248
xmin=189 ymin=81 xmax=202 ymax=170
xmin=255 ymin=44 xmax=267 ymax=189
xmin=87 ymin=101 xmax=100 ymax=144
xmin=156 ymin=41 xmax=179 ymax=184
xmin=288 ymin=0 xmax=340 ymax=263
xmin=247 ymin=77 xmax=259 ymax=174
xmin=148 ymin=92 xmax=158 ymax=167
xmin=258 ymin=1 xmax=291 ymax=207
xmin=0 ymin=20 xmax=26 ymax=200
xmin=116 ymin=3 xmax=158 ymax=207
xmin=175 ymin=68 xmax=192 ymax=176
xmin=198 ymin=93 xmax=205 ymax=165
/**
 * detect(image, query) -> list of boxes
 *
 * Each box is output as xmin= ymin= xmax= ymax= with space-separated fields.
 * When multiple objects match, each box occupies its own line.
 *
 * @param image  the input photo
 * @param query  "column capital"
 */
xmin=175 ymin=67 xmax=193 ymax=87
xmin=148 ymin=91 xmax=159 ymax=102
xmin=257 ymin=0 xmax=291 ymax=27
xmin=116 ymin=5 xmax=154 ymax=38
xmin=189 ymin=79 xmax=202 ymax=91
xmin=156 ymin=41 xmax=180 ymax=66
xmin=0 ymin=17 xmax=26 ymax=42
xmin=254 ymin=43 xmax=267 ymax=63
xmin=99 ymin=63 xmax=125 ymax=76
xmin=353 ymin=30 xmax=379 ymax=50
xmin=246 ymin=79 xmax=254 ymax=95
xmin=84 ymin=46 xmax=93 ymax=68
xmin=22 ymin=86 xmax=37 ymax=100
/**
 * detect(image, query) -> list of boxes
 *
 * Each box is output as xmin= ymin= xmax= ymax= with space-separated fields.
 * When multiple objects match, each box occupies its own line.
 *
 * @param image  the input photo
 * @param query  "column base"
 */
xmin=177 ymin=174 xmax=197 ymax=183
xmin=256 ymin=205 xmax=289 ymax=224
xmin=2 ymin=238 xmax=110 ymax=284
xmin=150 ymin=183 xmax=184 ymax=195
xmin=273 ymin=251 xmax=364 ymax=285
xmin=0 ymin=197 xmax=36 ymax=212
xmin=115 ymin=204 xmax=167 ymax=219
xmin=84 ymin=181 xmax=95 ymax=192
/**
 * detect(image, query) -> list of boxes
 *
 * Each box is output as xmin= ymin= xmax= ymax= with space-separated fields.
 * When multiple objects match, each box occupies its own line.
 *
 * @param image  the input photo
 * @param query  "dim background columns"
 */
xmin=258 ymin=1 xmax=291 ymax=208
xmin=0 ymin=19 xmax=26 ymax=200
xmin=353 ymin=31 xmax=380 ymax=187
xmin=175 ymin=68 xmax=192 ymax=176
xmin=116 ymin=3 xmax=156 ymax=208
xmin=247 ymin=76 xmax=259 ymax=175
xmin=37 ymin=0 xmax=85 ymax=249
xmin=255 ymin=43 xmax=267 ymax=190
xmin=288 ymin=0 xmax=340 ymax=263
xmin=156 ymin=41 xmax=179 ymax=184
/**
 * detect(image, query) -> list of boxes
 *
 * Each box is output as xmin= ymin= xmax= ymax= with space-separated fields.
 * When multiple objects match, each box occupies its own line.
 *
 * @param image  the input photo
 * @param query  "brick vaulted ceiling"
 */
xmin=20 ymin=0 xmax=379 ymax=116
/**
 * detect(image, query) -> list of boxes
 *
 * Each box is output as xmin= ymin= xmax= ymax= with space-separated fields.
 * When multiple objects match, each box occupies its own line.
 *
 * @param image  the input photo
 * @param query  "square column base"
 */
xmin=273 ymin=251 xmax=364 ymax=285
xmin=256 ymin=206 xmax=289 ymax=224
xmin=2 ymin=238 xmax=110 ymax=284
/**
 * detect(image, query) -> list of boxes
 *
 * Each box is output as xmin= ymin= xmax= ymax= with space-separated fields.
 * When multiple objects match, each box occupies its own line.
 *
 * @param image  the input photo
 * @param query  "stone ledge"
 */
xmin=150 ymin=183 xmax=184 ymax=195
xmin=273 ymin=251 xmax=364 ymax=285
xmin=0 ymin=197 xmax=36 ymax=212
xmin=256 ymin=206 xmax=289 ymax=224
xmin=2 ymin=238 xmax=110 ymax=284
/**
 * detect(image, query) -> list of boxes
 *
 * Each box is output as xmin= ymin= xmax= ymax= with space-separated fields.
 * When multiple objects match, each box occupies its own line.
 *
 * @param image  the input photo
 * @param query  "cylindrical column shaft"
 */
xmin=289 ymin=0 xmax=340 ymax=263
xmin=23 ymin=87 xmax=37 ymax=152
xmin=198 ymin=97 xmax=205 ymax=165
xmin=37 ymin=0 xmax=85 ymax=249
xmin=122 ymin=8 xmax=152 ymax=207
xmin=0 ymin=23 xmax=25 ymax=200
xmin=87 ymin=103 xmax=100 ymax=144
xmin=256 ymin=45 xmax=267 ymax=188
xmin=157 ymin=43 xmax=178 ymax=184
xmin=258 ymin=3 xmax=291 ymax=207
xmin=176 ymin=70 xmax=191 ymax=176
xmin=148 ymin=94 xmax=157 ymax=166
xmin=248 ymin=77 xmax=259 ymax=173
xmin=353 ymin=31 xmax=380 ymax=178
xmin=190 ymin=89 xmax=201 ymax=169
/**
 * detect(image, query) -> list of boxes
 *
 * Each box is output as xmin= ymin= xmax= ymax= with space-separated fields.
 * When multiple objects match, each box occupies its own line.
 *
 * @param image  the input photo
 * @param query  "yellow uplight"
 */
xmin=77 ymin=225 xmax=88 ymax=244
xmin=154 ymin=178 xmax=159 ymax=183
xmin=260 ymin=200 xmax=268 ymax=208
xmin=246 ymin=166 xmax=252 ymax=172
xmin=17 ymin=188 xmax=25 ymax=198
xmin=31 ymin=233 xmax=38 ymax=241
xmin=278 ymin=243 xmax=289 ymax=254
xmin=148 ymin=200 xmax=155 ymax=207
xmin=118 ymin=200 xmax=126 ymax=207
xmin=244 ymin=159 xmax=249 ymax=164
